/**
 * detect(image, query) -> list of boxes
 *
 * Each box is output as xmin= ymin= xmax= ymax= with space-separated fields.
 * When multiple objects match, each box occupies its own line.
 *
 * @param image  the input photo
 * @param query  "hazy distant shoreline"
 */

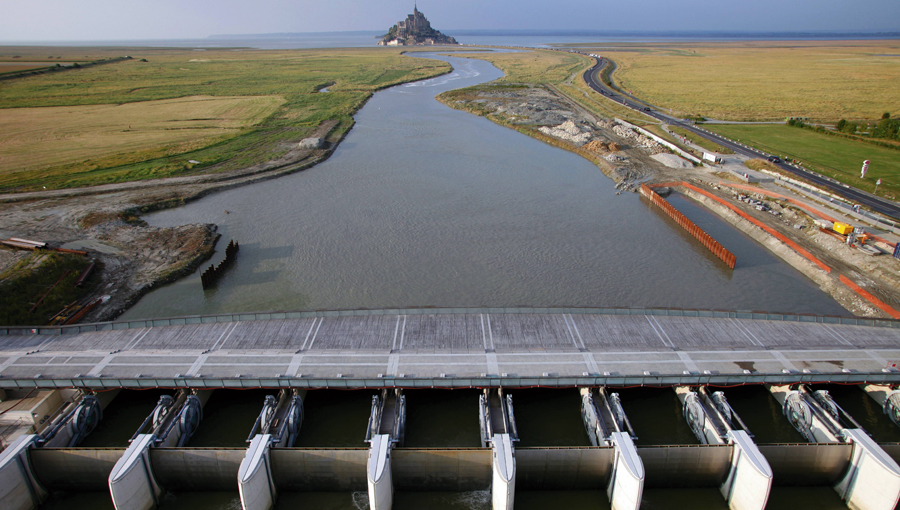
xmin=2 ymin=29 xmax=898 ymax=49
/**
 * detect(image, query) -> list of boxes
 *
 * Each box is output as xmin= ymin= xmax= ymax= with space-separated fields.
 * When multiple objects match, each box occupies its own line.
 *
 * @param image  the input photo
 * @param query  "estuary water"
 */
xmin=121 ymin=54 xmax=846 ymax=320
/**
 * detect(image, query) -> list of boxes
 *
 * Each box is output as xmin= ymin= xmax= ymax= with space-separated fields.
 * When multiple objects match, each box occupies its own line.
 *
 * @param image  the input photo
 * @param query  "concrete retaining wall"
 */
xmin=238 ymin=435 xmax=276 ymax=510
xmin=394 ymin=448 xmax=491 ymax=491
xmin=516 ymin=447 xmax=613 ymax=490
xmin=758 ymin=444 xmax=851 ymax=485
xmin=638 ymin=445 xmax=732 ymax=487
xmin=0 ymin=436 xmax=46 ymax=510
xmin=149 ymin=448 xmax=244 ymax=491
xmin=614 ymin=118 xmax=703 ymax=164
xmin=30 ymin=448 xmax=123 ymax=490
xmin=722 ymin=431 xmax=772 ymax=510
xmin=270 ymin=448 xmax=368 ymax=491
xmin=836 ymin=430 xmax=900 ymax=510
xmin=108 ymin=435 xmax=160 ymax=510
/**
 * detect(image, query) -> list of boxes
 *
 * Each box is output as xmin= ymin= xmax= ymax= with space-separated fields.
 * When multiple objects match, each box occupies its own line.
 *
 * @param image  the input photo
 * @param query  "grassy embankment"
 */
xmin=0 ymin=47 xmax=450 ymax=192
xmin=706 ymin=123 xmax=900 ymax=199
xmin=0 ymin=252 xmax=92 ymax=326
xmin=436 ymin=50 xmax=620 ymax=165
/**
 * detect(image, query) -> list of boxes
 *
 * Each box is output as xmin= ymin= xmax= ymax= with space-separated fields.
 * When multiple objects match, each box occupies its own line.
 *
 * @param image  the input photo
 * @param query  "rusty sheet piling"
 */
xmin=640 ymin=183 xmax=736 ymax=269
xmin=201 ymin=240 xmax=240 ymax=289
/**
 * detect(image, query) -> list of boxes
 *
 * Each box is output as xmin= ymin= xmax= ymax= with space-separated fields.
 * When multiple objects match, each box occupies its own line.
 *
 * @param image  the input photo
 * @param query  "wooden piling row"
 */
xmin=201 ymin=240 xmax=240 ymax=289
xmin=640 ymin=184 xmax=737 ymax=269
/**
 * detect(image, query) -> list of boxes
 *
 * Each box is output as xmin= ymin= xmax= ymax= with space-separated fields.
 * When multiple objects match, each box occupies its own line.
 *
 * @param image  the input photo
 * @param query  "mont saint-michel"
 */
xmin=377 ymin=5 xmax=459 ymax=46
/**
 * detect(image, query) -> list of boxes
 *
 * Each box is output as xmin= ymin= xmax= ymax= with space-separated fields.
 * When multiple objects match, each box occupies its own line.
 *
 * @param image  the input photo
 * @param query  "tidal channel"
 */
xmin=121 ymin=53 xmax=847 ymax=320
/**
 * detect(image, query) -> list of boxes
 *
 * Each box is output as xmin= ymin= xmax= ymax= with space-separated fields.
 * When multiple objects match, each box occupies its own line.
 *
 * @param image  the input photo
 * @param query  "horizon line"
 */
xmin=2 ymin=28 xmax=900 ymax=44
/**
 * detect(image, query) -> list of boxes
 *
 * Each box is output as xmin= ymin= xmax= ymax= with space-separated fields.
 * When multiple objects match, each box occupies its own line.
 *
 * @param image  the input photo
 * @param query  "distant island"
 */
xmin=378 ymin=5 xmax=459 ymax=46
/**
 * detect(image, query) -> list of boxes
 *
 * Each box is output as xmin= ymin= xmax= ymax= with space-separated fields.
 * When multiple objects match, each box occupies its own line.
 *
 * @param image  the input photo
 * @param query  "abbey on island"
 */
xmin=378 ymin=5 xmax=459 ymax=46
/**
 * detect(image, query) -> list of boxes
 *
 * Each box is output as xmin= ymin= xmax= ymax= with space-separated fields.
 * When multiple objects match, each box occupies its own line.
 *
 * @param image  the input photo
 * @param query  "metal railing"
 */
xmin=2 ymin=370 xmax=900 ymax=392
xmin=1 ymin=306 xmax=896 ymax=337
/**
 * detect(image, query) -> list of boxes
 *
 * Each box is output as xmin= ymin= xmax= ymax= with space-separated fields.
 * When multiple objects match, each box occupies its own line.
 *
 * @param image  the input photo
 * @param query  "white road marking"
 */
xmin=299 ymin=318 xmax=320 ymax=351
xmin=567 ymin=314 xmax=587 ymax=350
xmin=645 ymin=316 xmax=673 ymax=348
xmin=398 ymin=316 xmax=407 ymax=351
xmin=304 ymin=318 xmax=325 ymax=351
xmin=125 ymin=328 xmax=152 ymax=350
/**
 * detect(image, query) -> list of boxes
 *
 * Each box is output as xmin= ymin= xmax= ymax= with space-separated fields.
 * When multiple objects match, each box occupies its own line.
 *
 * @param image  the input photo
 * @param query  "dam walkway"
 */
xmin=1 ymin=307 xmax=899 ymax=389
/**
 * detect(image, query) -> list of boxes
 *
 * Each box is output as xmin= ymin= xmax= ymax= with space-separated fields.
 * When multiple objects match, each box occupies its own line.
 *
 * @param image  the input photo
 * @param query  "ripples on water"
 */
xmin=122 ymin=54 xmax=847 ymax=320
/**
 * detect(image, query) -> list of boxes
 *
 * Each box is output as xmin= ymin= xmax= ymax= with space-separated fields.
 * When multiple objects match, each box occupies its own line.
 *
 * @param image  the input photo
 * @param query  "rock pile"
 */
xmin=583 ymin=140 xmax=621 ymax=153
xmin=538 ymin=120 xmax=592 ymax=146
xmin=299 ymin=137 xmax=326 ymax=149
xmin=610 ymin=125 xmax=667 ymax=155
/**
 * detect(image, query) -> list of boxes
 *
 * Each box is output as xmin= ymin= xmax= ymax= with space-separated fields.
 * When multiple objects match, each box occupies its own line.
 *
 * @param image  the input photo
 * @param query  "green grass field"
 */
xmin=706 ymin=123 xmax=900 ymax=198
xmin=0 ymin=47 xmax=450 ymax=192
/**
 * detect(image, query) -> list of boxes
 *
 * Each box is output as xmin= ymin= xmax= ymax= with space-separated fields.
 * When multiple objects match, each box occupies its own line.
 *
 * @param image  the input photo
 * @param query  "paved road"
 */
xmin=581 ymin=57 xmax=900 ymax=221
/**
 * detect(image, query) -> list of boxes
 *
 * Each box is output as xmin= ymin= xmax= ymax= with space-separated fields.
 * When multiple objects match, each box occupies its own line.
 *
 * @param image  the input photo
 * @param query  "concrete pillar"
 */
xmin=491 ymin=433 xmax=515 ymax=510
xmin=367 ymin=434 xmax=393 ymax=510
xmin=835 ymin=429 xmax=900 ymax=510
xmin=607 ymin=432 xmax=643 ymax=510
xmin=108 ymin=434 xmax=161 ymax=510
xmin=0 ymin=435 xmax=47 ymax=510
xmin=239 ymin=434 xmax=277 ymax=510
xmin=721 ymin=430 xmax=772 ymax=510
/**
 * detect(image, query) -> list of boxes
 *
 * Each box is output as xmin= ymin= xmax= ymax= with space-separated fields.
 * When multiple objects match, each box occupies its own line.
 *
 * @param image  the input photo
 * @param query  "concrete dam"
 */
xmin=2 ymin=308 xmax=900 ymax=510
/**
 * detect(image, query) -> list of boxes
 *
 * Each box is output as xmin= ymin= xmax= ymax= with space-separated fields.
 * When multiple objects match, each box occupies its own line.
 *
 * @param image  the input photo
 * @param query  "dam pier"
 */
xmin=2 ymin=308 xmax=900 ymax=510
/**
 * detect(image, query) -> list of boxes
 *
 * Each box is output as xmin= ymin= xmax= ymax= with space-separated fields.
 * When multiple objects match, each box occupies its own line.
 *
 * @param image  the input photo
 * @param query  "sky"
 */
xmin=1 ymin=0 xmax=899 ymax=41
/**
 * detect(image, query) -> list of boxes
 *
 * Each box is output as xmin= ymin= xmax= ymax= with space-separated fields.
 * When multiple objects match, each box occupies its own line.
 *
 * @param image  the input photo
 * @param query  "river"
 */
xmin=121 ymin=53 xmax=847 ymax=321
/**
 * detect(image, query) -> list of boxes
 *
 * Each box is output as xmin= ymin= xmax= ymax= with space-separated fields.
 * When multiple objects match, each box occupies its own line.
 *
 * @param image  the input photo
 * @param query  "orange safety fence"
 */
xmin=657 ymin=180 xmax=900 ymax=319
xmin=716 ymin=181 xmax=896 ymax=248
xmin=640 ymin=184 xmax=736 ymax=269
xmin=838 ymin=275 xmax=900 ymax=320
xmin=679 ymin=182 xmax=832 ymax=273
xmin=717 ymin=182 xmax=837 ymax=222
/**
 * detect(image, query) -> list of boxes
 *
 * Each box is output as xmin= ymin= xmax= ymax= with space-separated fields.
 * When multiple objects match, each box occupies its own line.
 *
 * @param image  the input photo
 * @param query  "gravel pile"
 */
xmin=538 ymin=120 xmax=592 ymax=145
xmin=611 ymin=125 xmax=667 ymax=155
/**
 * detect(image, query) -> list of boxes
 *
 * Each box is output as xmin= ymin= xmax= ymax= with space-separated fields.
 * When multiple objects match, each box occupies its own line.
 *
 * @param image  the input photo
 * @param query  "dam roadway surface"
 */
xmin=2 ymin=308 xmax=899 ymax=388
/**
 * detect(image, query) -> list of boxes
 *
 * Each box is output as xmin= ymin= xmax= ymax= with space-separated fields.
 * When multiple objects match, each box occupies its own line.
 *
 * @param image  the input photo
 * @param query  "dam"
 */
xmin=2 ymin=308 xmax=900 ymax=510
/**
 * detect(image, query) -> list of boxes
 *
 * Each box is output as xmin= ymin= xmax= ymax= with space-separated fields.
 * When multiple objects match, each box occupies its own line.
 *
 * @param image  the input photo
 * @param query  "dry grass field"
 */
xmin=0 ymin=95 xmax=284 ymax=187
xmin=0 ymin=46 xmax=449 ymax=191
xmin=572 ymin=40 xmax=900 ymax=121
